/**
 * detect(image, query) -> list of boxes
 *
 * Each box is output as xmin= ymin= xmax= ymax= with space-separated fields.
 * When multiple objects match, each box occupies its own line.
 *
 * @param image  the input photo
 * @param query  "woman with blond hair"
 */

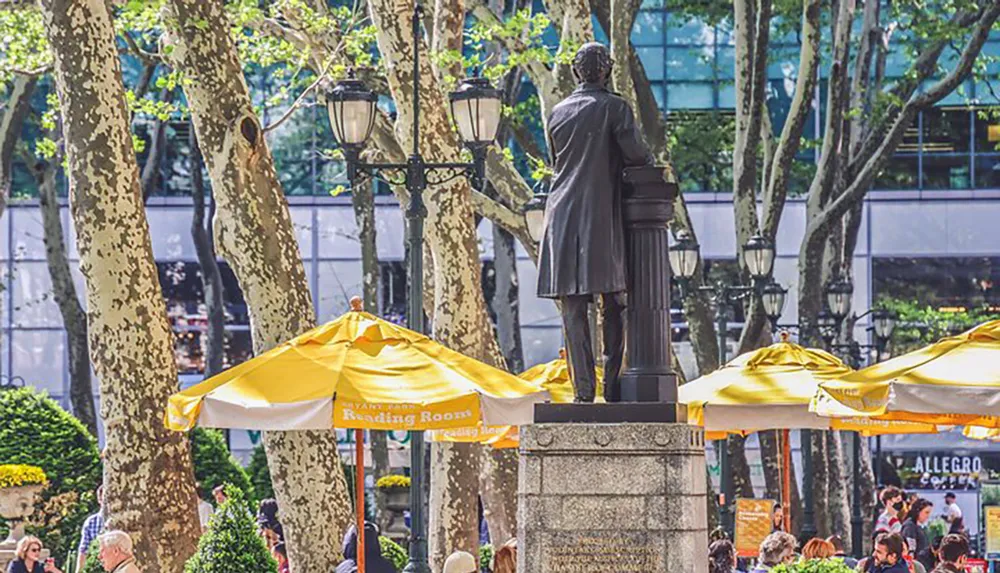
xmin=801 ymin=538 xmax=836 ymax=560
xmin=493 ymin=538 xmax=517 ymax=573
xmin=7 ymin=536 xmax=62 ymax=573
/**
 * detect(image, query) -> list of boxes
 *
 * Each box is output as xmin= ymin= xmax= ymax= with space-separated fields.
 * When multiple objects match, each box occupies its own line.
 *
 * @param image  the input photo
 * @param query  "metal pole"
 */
xmin=403 ymin=5 xmax=431 ymax=573
xmin=717 ymin=304 xmax=734 ymax=535
xmin=852 ymin=431 xmax=863 ymax=558
xmin=874 ymin=345 xmax=883 ymax=488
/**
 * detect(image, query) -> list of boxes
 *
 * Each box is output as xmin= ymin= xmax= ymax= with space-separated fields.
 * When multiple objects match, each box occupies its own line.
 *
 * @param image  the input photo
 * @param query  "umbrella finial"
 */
xmin=350 ymin=296 xmax=363 ymax=311
xmin=559 ymin=347 xmax=567 ymax=359
xmin=779 ymin=330 xmax=791 ymax=342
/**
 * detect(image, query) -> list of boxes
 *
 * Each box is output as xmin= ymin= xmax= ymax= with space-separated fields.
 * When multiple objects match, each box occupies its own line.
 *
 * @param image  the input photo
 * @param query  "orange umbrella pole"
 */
xmin=782 ymin=429 xmax=792 ymax=533
xmin=356 ymin=428 xmax=366 ymax=573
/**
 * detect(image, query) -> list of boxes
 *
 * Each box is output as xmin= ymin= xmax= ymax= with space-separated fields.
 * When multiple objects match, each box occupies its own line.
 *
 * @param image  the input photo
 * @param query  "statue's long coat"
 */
xmin=536 ymin=82 xmax=653 ymax=298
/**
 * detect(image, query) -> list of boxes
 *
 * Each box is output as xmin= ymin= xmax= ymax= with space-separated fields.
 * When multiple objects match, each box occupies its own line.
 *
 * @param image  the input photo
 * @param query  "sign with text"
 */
xmin=735 ymin=498 xmax=776 ymax=558
xmin=882 ymin=451 xmax=1000 ymax=490
xmin=985 ymin=506 xmax=1000 ymax=560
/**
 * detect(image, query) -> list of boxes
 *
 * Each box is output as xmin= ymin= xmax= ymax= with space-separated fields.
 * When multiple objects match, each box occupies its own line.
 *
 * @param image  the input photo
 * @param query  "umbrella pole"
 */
xmin=356 ymin=428 xmax=366 ymax=573
xmin=782 ymin=429 xmax=791 ymax=533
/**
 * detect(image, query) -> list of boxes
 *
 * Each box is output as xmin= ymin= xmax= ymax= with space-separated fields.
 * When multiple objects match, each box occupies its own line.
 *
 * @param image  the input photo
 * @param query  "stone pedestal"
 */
xmin=517 ymin=423 xmax=708 ymax=573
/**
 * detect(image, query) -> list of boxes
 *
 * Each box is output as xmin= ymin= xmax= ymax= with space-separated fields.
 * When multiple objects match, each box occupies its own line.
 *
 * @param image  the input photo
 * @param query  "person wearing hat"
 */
xmin=442 ymin=551 xmax=477 ymax=573
xmin=536 ymin=41 xmax=653 ymax=403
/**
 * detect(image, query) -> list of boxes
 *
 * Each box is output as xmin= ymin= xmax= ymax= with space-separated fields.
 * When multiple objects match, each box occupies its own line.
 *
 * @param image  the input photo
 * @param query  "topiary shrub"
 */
xmin=0 ymin=387 xmax=101 ymax=565
xmin=79 ymin=539 xmax=103 ymax=573
xmin=184 ymin=485 xmax=277 ymax=573
xmin=191 ymin=428 xmax=253 ymax=503
xmin=771 ymin=559 xmax=855 ymax=573
xmin=244 ymin=442 xmax=273 ymax=503
xmin=479 ymin=544 xmax=494 ymax=572
xmin=380 ymin=536 xmax=407 ymax=572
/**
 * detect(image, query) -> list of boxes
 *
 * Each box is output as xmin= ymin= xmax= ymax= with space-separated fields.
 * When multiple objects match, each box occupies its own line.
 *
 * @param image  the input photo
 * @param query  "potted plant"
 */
xmin=375 ymin=475 xmax=411 ymax=546
xmin=0 ymin=464 xmax=48 ymax=550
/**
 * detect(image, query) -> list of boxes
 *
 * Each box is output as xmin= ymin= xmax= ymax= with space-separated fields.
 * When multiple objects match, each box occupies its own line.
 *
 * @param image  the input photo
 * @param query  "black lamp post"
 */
xmin=326 ymin=5 xmax=502 ymax=572
xmin=669 ymin=231 xmax=778 ymax=535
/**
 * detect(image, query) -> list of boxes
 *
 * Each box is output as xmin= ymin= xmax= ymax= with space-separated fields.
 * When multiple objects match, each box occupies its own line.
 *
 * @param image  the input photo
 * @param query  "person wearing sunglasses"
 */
xmin=8 ymin=536 xmax=63 ymax=573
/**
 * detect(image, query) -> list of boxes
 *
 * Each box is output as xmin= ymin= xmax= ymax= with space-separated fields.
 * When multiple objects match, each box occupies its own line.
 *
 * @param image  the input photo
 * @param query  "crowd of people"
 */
xmin=709 ymin=486 xmax=975 ymax=573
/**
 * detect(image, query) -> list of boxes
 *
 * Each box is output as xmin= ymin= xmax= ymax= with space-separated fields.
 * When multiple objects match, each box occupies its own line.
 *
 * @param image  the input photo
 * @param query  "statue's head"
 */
xmin=572 ymin=42 xmax=613 ymax=86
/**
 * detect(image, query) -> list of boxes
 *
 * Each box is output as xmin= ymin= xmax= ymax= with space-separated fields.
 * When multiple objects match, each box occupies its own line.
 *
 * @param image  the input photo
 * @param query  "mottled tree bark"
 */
xmin=811 ymin=430 xmax=831 ymax=537
xmin=828 ymin=431 xmax=851 ymax=542
xmin=189 ymin=126 xmax=225 ymax=379
xmin=0 ymin=76 xmax=36 ymax=217
xmin=38 ymin=0 xmax=201 ymax=569
xmin=349 ymin=176 xmax=392 ymax=524
xmin=164 ymin=1 xmax=352 ymax=569
xmin=35 ymin=157 xmax=96 ymax=438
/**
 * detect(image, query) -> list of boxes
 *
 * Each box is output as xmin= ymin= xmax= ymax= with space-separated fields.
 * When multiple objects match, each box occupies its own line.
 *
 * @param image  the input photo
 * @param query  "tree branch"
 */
xmin=470 ymin=189 xmax=536 ymax=258
xmin=762 ymin=0 xmax=820 ymax=239
xmin=811 ymin=0 xmax=1000 ymax=237
xmin=0 ymin=74 xmax=36 ymax=217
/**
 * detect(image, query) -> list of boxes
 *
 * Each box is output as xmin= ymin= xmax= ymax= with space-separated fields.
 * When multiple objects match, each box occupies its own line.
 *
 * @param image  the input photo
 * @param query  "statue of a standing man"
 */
xmin=536 ymin=43 xmax=653 ymax=403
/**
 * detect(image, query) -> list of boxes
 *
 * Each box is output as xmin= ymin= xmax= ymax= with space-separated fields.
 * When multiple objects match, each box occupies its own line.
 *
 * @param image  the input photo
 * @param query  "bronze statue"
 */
xmin=535 ymin=42 xmax=653 ymax=403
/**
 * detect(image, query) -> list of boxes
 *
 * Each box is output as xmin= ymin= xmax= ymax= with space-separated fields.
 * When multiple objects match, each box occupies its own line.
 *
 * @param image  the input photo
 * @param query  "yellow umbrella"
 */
xmin=811 ymin=320 xmax=1000 ymax=428
xmin=428 ymin=349 xmax=602 ymax=447
xmin=679 ymin=337 xmax=938 ymax=437
xmin=165 ymin=297 xmax=548 ymax=573
xmin=165 ymin=298 xmax=549 ymax=433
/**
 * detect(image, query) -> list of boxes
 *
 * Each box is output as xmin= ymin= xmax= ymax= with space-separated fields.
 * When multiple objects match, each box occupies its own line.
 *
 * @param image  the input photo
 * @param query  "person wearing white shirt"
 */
xmin=943 ymin=492 xmax=962 ymax=524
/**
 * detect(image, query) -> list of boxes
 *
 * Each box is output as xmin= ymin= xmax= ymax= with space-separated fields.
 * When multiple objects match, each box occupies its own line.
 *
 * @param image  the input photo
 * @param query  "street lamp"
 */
xmin=670 ymin=232 xmax=779 ymax=536
xmin=326 ymin=5 xmax=501 ymax=573
xmin=826 ymin=279 xmax=854 ymax=326
xmin=743 ymin=234 xmax=776 ymax=280
xmin=762 ymin=281 xmax=788 ymax=331
xmin=668 ymin=232 xmax=700 ymax=281
xmin=872 ymin=309 xmax=897 ymax=352
xmin=522 ymin=185 xmax=547 ymax=243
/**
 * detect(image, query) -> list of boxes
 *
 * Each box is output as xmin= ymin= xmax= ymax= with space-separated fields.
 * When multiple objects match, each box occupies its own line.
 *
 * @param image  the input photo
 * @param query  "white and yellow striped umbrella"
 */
xmin=165 ymin=298 xmax=549 ymax=432
xmin=812 ymin=320 xmax=1000 ymax=428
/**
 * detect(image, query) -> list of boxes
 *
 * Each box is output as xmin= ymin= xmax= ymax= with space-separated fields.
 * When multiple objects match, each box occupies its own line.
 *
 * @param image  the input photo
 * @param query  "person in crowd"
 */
xmin=7 ymin=536 xmax=62 ymax=573
xmin=271 ymin=542 xmax=289 ymax=573
xmin=772 ymin=503 xmax=785 ymax=532
xmin=903 ymin=543 xmax=927 ymax=573
xmin=492 ymin=538 xmax=517 ymax=573
xmin=710 ymin=539 xmax=742 ymax=573
xmin=256 ymin=498 xmax=284 ymax=550
xmin=752 ymin=532 xmax=797 ymax=573
xmin=859 ymin=532 xmax=890 ymax=573
xmin=711 ymin=527 xmax=731 ymax=542
xmin=901 ymin=498 xmax=934 ymax=572
xmin=802 ymin=538 xmax=836 ymax=560
xmin=195 ymin=483 xmax=213 ymax=531
xmin=947 ymin=516 xmax=965 ymax=537
xmin=441 ymin=551 xmax=477 ymax=573
xmin=335 ymin=522 xmax=395 ymax=573
xmin=942 ymin=494 xmax=962 ymax=528
xmin=828 ymin=535 xmax=859 ymax=568
xmin=931 ymin=534 xmax=969 ymax=573
xmin=96 ymin=531 xmax=139 ymax=573
xmin=76 ymin=486 xmax=104 ymax=573
xmin=870 ymin=533 xmax=909 ymax=573
xmin=877 ymin=486 xmax=905 ymax=535
xmin=212 ymin=485 xmax=227 ymax=506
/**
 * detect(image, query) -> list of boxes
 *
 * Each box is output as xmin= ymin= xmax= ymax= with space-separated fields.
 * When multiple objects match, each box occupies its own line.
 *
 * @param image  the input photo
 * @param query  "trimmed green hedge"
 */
xmin=381 ymin=537 xmax=407 ymax=572
xmin=185 ymin=486 xmax=277 ymax=573
xmin=244 ymin=442 xmax=274 ymax=502
xmin=0 ymin=387 xmax=101 ymax=565
xmin=191 ymin=428 xmax=252 ymax=503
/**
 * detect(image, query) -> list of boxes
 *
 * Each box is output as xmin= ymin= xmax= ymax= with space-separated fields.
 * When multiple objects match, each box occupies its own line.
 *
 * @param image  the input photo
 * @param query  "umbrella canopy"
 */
xmin=429 ymin=350 xmax=602 ymax=447
xmin=811 ymin=320 xmax=1000 ymax=428
xmin=165 ymin=299 xmax=549 ymax=432
xmin=679 ymin=338 xmax=937 ymax=437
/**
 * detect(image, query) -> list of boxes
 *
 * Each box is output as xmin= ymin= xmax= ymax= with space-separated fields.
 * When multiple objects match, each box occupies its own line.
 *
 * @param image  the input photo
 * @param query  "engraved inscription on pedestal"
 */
xmin=545 ymin=533 xmax=662 ymax=573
